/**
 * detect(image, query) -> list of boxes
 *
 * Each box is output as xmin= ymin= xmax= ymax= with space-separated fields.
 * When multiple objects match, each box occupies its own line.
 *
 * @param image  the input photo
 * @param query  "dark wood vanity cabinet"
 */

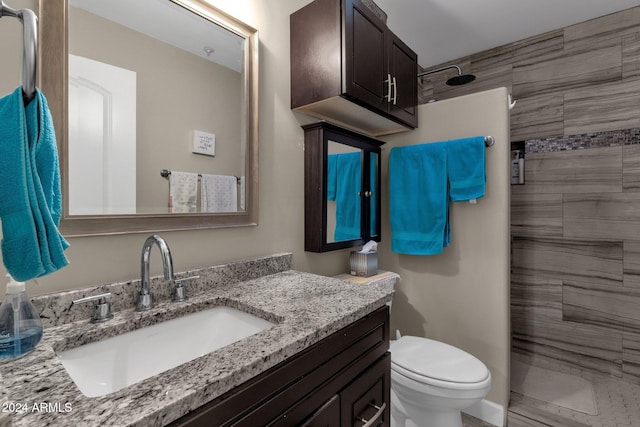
xmin=169 ymin=306 xmax=390 ymax=427
xmin=291 ymin=0 xmax=418 ymax=136
xmin=303 ymin=122 xmax=384 ymax=253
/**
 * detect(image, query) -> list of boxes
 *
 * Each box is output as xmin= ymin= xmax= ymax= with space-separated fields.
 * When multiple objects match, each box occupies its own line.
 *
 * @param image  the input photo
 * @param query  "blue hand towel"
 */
xmin=333 ymin=152 xmax=362 ymax=241
xmin=0 ymin=87 xmax=69 ymax=281
xmin=327 ymin=153 xmax=338 ymax=201
xmin=389 ymin=142 xmax=449 ymax=255
xmin=446 ymin=136 xmax=486 ymax=201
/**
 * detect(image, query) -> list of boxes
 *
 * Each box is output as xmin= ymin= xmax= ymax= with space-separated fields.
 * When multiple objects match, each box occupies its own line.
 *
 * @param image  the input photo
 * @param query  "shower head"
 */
xmin=417 ymin=65 xmax=476 ymax=86
xmin=446 ymin=73 xmax=476 ymax=86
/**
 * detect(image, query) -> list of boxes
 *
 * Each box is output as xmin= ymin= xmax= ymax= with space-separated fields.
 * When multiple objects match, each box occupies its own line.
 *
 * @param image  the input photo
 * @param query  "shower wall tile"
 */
xmin=512 ymin=321 xmax=622 ymax=376
xmin=564 ymin=79 xmax=640 ymax=135
xmin=511 ymin=274 xmax=563 ymax=320
xmin=563 ymin=280 xmax=640 ymax=333
xmin=434 ymin=64 xmax=512 ymax=101
xmin=511 ymin=237 xmax=623 ymax=287
xmin=564 ymin=193 xmax=640 ymax=241
xmin=623 ymin=33 xmax=640 ymax=79
xmin=510 ymin=94 xmax=563 ymax=141
xmin=623 ymin=333 xmax=640 ymax=383
xmin=512 ymin=44 xmax=621 ymax=99
xmin=623 ymin=144 xmax=640 ymax=191
xmin=511 ymin=193 xmax=563 ymax=237
xmin=564 ymin=6 xmax=640 ymax=48
xmin=512 ymin=147 xmax=622 ymax=194
xmin=624 ymin=241 xmax=640 ymax=288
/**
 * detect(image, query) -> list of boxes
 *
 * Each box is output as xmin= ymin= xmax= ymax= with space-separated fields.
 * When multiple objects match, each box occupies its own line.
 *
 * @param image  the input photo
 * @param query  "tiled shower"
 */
xmin=512 ymin=128 xmax=640 ymax=384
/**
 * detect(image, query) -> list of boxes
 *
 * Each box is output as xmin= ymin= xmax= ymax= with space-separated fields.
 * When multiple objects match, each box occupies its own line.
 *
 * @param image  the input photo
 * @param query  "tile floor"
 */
xmin=463 ymin=361 xmax=640 ymax=427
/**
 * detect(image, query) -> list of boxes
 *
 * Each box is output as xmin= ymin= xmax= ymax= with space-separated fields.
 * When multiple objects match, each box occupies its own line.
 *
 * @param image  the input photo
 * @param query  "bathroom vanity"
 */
xmin=0 ymin=254 xmax=393 ymax=426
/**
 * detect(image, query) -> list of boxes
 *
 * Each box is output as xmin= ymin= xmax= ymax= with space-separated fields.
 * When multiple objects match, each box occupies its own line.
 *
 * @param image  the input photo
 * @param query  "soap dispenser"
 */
xmin=0 ymin=275 xmax=43 ymax=360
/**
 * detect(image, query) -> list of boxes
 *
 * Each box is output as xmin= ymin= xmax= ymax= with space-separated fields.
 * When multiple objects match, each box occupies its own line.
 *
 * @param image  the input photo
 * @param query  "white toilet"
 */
xmin=389 ymin=335 xmax=492 ymax=427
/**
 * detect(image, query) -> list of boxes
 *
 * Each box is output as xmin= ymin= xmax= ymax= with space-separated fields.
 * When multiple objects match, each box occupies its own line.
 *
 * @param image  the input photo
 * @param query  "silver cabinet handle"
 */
xmin=391 ymin=76 xmax=397 ymax=105
xmin=384 ymin=74 xmax=392 ymax=102
xmin=73 ymin=293 xmax=114 ymax=323
xmin=356 ymin=402 xmax=386 ymax=427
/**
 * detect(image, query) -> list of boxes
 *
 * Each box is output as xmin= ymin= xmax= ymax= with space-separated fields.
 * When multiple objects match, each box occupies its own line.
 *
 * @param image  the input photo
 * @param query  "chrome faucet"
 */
xmin=137 ymin=234 xmax=174 ymax=311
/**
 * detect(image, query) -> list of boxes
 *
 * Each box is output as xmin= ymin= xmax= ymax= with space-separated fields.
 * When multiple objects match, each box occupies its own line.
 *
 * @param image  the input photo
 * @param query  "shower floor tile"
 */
xmin=507 ymin=364 xmax=640 ymax=427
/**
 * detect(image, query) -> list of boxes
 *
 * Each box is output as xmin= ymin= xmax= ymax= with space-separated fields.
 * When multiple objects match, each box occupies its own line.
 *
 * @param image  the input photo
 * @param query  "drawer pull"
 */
xmin=356 ymin=402 xmax=386 ymax=427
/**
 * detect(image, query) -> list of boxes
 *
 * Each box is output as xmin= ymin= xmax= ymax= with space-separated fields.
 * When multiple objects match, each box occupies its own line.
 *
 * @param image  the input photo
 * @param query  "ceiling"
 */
xmin=374 ymin=0 xmax=640 ymax=68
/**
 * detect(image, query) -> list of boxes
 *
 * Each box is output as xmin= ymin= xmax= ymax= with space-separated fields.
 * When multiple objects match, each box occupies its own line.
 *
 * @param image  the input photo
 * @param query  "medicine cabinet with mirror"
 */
xmin=39 ymin=0 xmax=258 ymax=236
xmin=303 ymin=122 xmax=383 ymax=253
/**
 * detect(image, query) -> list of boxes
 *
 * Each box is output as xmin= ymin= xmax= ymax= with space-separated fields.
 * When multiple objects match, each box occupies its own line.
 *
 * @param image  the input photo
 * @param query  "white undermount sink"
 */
xmin=57 ymin=306 xmax=275 ymax=397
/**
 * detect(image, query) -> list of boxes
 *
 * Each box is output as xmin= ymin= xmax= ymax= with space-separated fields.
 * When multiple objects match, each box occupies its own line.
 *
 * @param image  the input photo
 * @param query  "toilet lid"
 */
xmin=390 ymin=336 xmax=489 ymax=384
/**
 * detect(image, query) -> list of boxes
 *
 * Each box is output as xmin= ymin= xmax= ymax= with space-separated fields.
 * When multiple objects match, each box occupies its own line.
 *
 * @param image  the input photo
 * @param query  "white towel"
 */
xmin=169 ymin=171 xmax=198 ymax=213
xmin=201 ymin=174 xmax=238 ymax=212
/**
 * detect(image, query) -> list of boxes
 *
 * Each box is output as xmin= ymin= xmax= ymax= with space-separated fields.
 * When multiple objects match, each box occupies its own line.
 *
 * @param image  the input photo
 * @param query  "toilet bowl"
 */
xmin=389 ymin=336 xmax=491 ymax=427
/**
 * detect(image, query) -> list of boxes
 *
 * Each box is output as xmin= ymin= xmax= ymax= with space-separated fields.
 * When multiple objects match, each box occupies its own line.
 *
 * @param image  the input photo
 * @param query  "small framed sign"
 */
xmin=193 ymin=130 xmax=216 ymax=156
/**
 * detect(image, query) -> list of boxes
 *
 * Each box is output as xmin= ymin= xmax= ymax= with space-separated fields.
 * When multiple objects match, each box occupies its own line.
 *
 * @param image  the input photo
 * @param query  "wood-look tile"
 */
xmin=623 ymin=145 xmax=640 ymax=191
xmin=564 ymin=6 xmax=640 ymax=47
xmin=511 ymin=237 xmax=623 ymax=286
xmin=512 ymin=44 xmax=621 ymax=99
xmin=623 ymin=33 xmax=640 ymax=79
xmin=510 ymin=93 xmax=564 ymax=141
xmin=511 ymin=193 xmax=563 ymax=238
xmin=508 ymin=393 xmax=592 ymax=427
xmin=564 ymin=78 xmax=640 ymax=135
xmin=471 ymin=29 xmax=563 ymax=72
xmin=511 ymin=274 xmax=563 ymax=321
xmin=564 ymin=279 xmax=640 ymax=333
xmin=624 ymin=241 xmax=640 ymax=288
xmin=623 ymin=332 xmax=640 ymax=384
xmin=511 ymin=147 xmax=622 ymax=194
xmin=512 ymin=323 xmax=622 ymax=377
xmin=564 ymin=192 xmax=640 ymax=241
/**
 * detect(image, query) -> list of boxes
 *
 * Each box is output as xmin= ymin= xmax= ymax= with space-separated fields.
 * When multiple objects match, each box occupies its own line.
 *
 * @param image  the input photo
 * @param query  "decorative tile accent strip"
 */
xmin=524 ymin=128 xmax=640 ymax=153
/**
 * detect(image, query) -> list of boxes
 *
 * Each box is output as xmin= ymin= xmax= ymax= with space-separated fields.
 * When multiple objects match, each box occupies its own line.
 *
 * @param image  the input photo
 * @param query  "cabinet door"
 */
xmin=341 ymin=353 xmax=391 ymax=426
xmin=387 ymin=31 xmax=418 ymax=128
xmin=344 ymin=0 xmax=387 ymax=111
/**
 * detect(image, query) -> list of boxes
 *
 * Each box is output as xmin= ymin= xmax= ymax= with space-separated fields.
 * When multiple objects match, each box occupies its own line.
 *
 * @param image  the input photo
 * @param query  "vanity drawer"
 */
xmin=341 ymin=353 xmax=390 ymax=427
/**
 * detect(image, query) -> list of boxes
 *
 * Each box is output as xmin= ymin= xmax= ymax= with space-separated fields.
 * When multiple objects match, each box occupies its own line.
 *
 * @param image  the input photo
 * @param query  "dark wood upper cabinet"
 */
xmin=291 ymin=0 xmax=418 ymax=137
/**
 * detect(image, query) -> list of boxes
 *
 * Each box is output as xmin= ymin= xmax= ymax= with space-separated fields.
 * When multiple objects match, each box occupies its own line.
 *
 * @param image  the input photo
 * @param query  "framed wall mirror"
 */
xmin=39 ymin=0 xmax=258 ymax=236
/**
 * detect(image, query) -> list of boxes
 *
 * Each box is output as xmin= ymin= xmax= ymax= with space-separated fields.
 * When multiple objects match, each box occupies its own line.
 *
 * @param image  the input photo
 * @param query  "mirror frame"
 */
xmin=39 ymin=0 xmax=259 ymax=237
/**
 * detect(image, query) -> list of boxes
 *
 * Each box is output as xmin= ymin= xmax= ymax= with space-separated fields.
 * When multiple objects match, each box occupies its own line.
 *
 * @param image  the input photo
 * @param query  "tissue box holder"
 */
xmin=350 ymin=251 xmax=377 ymax=277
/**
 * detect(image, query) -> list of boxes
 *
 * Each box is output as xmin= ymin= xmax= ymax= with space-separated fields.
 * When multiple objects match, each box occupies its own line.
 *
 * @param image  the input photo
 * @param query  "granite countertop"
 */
xmin=0 ymin=254 xmax=394 ymax=426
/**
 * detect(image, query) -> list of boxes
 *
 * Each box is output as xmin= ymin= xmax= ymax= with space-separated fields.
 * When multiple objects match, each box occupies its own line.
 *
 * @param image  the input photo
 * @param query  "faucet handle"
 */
xmin=172 ymin=275 xmax=200 ymax=302
xmin=73 ymin=293 xmax=114 ymax=323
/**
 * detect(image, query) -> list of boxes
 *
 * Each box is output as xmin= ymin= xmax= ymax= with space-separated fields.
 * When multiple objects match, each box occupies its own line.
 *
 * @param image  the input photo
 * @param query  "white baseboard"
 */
xmin=462 ymin=399 xmax=504 ymax=427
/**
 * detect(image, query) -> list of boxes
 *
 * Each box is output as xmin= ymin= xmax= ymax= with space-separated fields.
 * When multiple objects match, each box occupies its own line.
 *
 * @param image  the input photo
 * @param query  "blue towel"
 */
xmin=334 ymin=152 xmax=362 ymax=241
xmin=389 ymin=136 xmax=487 ymax=256
xmin=447 ymin=136 xmax=486 ymax=201
xmin=369 ymin=152 xmax=378 ymax=237
xmin=0 ymin=87 xmax=69 ymax=281
xmin=327 ymin=153 xmax=338 ymax=201
xmin=389 ymin=142 xmax=449 ymax=255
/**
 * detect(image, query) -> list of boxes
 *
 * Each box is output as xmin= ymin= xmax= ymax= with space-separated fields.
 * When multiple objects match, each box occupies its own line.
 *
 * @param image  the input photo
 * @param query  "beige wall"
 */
xmin=0 ymin=0 xmax=353 ymax=297
xmin=379 ymin=88 xmax=511 ymax=410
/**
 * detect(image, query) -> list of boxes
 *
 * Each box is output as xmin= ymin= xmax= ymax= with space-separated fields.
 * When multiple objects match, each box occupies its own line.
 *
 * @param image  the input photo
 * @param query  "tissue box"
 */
xmin=350 ymin=251 xmax=377 ymax=277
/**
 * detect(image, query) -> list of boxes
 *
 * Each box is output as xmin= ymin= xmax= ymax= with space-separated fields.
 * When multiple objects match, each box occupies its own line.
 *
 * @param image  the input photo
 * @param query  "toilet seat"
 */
xmin=390 ymin=336 xmax=490 ymax=390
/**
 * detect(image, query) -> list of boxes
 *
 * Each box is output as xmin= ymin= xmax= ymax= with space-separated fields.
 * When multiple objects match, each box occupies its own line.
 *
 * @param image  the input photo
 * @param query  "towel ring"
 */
xmin=1 ymin=1 xmax=38 ymax=103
